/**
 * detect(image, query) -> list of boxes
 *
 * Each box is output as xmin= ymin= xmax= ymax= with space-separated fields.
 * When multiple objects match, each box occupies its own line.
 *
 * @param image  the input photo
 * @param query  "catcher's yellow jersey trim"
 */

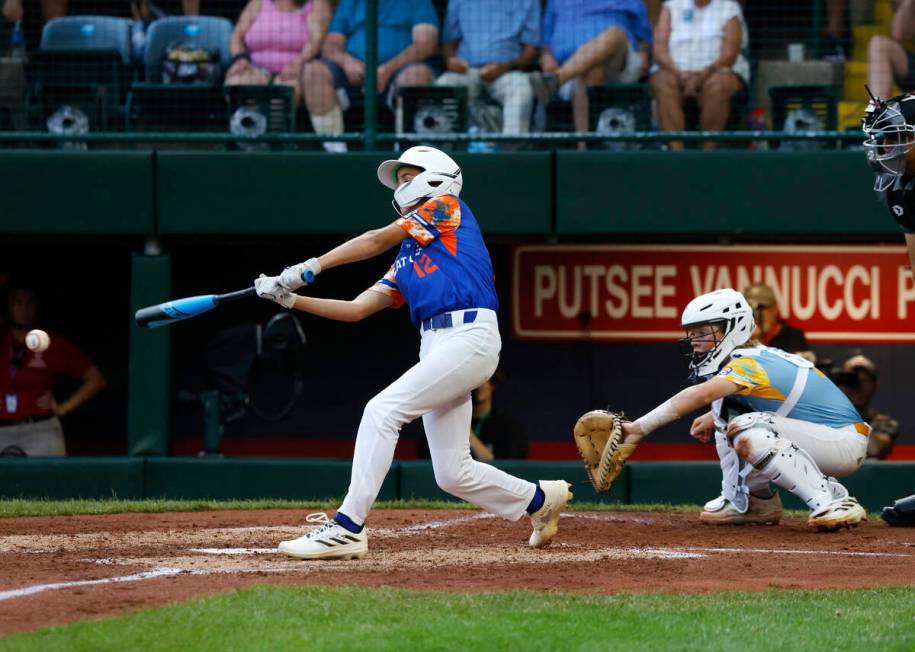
xmin=720 ymin=358 xmax=786 ymax=401
xmin=716 ymin=346 xmax=862 ymax=428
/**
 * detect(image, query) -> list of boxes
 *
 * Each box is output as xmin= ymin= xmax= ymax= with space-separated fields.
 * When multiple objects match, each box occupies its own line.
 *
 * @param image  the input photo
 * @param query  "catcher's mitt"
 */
xmin=573 ymin=410 xmax=636 ymax=494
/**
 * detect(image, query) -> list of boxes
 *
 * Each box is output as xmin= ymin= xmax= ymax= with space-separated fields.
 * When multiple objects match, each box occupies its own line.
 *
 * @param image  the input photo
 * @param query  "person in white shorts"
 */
xmin=619 ymin=288 xmax=868 ymax=531
xmin=529 ymin=0 xmax=652 ymax=133
xmin=254 ymin=146 xmax=572 ymax=559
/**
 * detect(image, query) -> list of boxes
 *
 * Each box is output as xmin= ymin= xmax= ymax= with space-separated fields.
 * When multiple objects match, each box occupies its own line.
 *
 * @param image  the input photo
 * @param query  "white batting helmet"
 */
xmin=377 ymin=146 xmax=463 ymax=213
xmin=679 ymin=288 xmax=755 ymax=381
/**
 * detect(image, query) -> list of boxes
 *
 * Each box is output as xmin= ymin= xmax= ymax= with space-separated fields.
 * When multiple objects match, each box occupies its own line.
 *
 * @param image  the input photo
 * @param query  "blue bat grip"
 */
xmin=303 ymin=271 xmax=315 ymax=284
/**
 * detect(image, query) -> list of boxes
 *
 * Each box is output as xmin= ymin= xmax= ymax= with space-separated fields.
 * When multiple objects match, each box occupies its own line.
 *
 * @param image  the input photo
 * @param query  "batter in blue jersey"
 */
xmin=371 ymin=195 xmax=499 ymax=328
xmin=254 ymin=146 xmax=571 ymax=560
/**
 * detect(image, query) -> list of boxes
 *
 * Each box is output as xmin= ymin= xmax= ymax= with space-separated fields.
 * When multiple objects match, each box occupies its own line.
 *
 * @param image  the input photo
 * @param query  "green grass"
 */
xmin=1 ymin=584 xmax=913 ymax=651
xmin=0 ymin=498 xmax=721 ymax=519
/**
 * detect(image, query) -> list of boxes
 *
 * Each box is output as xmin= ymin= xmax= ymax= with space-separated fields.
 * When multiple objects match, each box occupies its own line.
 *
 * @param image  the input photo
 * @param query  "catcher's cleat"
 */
xmin=278 ymin=513 xmax=368 ymax=560
xmin=529 ymin=480 xmax=573 ymax=548
xmin=700 ymin=492 xmax=783 ymax=526
xmin=807 ymin=497 xmax=867 ymax=532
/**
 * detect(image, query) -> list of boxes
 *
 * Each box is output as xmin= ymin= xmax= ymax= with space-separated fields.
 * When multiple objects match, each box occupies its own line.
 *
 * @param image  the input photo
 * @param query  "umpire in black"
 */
xmin=864 ymin=92 xmax=915 ymax=271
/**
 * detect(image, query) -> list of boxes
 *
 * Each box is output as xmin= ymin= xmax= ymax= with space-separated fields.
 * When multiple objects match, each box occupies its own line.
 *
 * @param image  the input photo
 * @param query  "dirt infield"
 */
xmin=1 ymin=508 xmax=914 ymax=635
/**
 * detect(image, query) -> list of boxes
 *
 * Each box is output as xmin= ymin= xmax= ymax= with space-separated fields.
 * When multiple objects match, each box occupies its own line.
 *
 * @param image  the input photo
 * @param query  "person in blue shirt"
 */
xmin=529 ymin=0 xmax=653 ymax=134
xmin=254 ymin=146 xmax=573 ymax=560
xmin=435 ymin=0 xmax=541 ymax=136
xmin=615 ymin=288 xmax=868 ymax=532
xmin=301 ymin=0 xmax=439 ymax=151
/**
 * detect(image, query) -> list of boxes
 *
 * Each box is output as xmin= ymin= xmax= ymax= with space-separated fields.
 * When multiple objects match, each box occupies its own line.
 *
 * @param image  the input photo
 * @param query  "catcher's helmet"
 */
xmin=377 ymin=146 xmax=463 ymax=214
xmin=679 ymin=289 xmax=755 ymax=382
xmin=863 ymin=92 xmax=915 ymax=190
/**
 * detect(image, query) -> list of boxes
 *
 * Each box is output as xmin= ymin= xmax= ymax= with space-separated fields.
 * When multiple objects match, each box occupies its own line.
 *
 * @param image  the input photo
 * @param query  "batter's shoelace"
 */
xmin=304 ymin=512 xmax=336 ymax=538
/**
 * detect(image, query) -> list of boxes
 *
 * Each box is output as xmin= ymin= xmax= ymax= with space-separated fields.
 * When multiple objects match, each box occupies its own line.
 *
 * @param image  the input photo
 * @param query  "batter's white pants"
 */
xmin=338 ymin=309 xmax=537 ymax=525
xmin=436 ymin=69 xmax=534 ymax=134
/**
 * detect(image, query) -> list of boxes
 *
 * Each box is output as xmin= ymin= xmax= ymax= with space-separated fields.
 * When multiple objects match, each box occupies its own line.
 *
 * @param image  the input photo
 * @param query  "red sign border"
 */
xmin=511 ymin=244 xmax=912 ymax=343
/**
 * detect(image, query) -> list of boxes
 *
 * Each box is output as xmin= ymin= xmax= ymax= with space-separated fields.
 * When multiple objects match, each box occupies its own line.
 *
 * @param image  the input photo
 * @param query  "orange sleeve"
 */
xmin=395 ymin=195 xmax=462 ymax=247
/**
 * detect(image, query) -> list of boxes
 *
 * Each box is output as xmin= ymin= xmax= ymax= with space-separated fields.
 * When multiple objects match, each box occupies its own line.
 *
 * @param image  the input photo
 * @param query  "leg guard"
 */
xmin=728 ymin=413 xmax=837 ymax=512
xmin=705 ymin=428 xmax=749 ymax=513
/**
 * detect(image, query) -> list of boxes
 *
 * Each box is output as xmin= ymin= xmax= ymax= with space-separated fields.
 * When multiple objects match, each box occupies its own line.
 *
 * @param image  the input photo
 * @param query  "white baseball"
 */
xmin=25 ymin=329 xmax=50 ymax=353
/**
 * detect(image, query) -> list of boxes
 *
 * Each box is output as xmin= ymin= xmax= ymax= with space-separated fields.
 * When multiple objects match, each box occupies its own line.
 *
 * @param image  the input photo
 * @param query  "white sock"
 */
xmin=311 ymin=106 xmax=344 ymax=135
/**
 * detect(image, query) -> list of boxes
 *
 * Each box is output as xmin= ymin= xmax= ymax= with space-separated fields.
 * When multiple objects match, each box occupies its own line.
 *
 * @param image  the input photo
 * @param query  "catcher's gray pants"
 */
xmin=338 ymin=309 xmax=537 ymax=526
xmin=0 ymin=417 xmax=66 ymax=456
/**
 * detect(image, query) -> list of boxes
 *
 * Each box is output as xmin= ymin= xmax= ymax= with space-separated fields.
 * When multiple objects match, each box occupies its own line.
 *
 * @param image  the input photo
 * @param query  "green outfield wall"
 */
xmin=0 ymin=458 xmax=910 ymax=512
xmin=0 ymin=150 xmax=893 ymax=237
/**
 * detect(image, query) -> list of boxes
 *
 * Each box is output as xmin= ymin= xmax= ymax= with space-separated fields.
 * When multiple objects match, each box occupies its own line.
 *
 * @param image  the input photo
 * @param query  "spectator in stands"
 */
xmin=1 ymin=0 xmax=21 ymax=25
xmin=435 ymin=0 xmax=540 ymax=137
xmin=650 ymin=0 xmax=749 ymax=150
xmin=301 ymin=0 xmax=438 ymax=151
xmin=468 ymin=369 xmax=529 ymax=461
xmin=0 ymin=285 xmax=106 ymax=456
xmin=867 ymin=0 xmax=915 ymax=100
xmin=821 ymin=0 xmax=846 ymax=61
xmin=225 ymin=0 xmax=333 ymax=105
xmin=742 ymin=283 xmax=809 ymax=353
xmin=529 ymin=0 xmax=652 ymax=134
xmin=837 ymin=354 xmax=899 ymax=460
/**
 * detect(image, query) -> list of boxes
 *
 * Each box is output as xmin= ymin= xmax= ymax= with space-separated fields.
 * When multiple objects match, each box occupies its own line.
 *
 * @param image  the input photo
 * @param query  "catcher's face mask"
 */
xmin=678 ymin=323 xmax=724 ymax=381
xmin=863 ymin=96 xmax=915 ymax=190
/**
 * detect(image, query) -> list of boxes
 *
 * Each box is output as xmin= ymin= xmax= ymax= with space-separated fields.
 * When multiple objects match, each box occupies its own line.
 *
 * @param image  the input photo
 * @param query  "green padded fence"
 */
xmin=1 ymin=459 xmax=910 ymax=513
xmin=2 ymin=150 xmax=896 ymax=238
xmin=554 ymin=151 xmax=891 ymax=235
xmin=144 ymin=458 xmax=398 ymax=501
xmin=0 ymin=152 xmax=154 ymax=235
xmin=0 ymin=457 xmax=144 ymax=499
xmin=155 ymin=152 xmax=552 ymax=236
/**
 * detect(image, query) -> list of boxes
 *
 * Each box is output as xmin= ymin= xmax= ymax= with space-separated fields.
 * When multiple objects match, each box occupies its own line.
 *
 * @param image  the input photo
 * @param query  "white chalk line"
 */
xmin=181 ymin=545 xmax=914 ymax=560
xmin=190 ymin=548 xmax=276 ymax=555
xmin=685 ymin=546 xmax=915 ymax=558
xmin=0 ymin=568 xmax=185 ymax=602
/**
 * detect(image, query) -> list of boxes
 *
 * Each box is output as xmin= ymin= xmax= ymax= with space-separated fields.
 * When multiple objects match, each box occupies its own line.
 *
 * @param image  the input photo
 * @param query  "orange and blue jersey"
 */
xmin=370 ymin=195 xmax=499 ymax=328
xmin=717 ymin=347 xmax=864 ymax=429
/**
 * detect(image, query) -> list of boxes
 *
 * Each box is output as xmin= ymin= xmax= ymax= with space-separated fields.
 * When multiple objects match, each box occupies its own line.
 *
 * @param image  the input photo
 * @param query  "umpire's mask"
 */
xmin=864 ymin=94 xmax=915 ymax=190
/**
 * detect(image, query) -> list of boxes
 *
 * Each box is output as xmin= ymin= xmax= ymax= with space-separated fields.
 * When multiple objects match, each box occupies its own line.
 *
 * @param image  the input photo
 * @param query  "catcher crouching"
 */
xmin=574 ymin=289 xmax=870 ymax=532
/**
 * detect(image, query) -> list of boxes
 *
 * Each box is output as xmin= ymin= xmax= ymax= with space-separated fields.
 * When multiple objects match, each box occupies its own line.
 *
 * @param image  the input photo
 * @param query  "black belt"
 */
xmin=421 ymin=310 xmax=478 ymax=332
xmin=0 ymin=414 xmax=54 ymax=427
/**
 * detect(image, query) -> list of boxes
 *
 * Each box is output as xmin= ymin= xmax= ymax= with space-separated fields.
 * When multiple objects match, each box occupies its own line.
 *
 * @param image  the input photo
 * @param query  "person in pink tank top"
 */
xmin=226 ymin=0 xmax=333 ymax=104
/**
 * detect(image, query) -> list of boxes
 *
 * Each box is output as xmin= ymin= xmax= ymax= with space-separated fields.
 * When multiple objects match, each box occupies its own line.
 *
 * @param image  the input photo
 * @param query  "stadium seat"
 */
xmin=586 ymin=83 xmax=652 ymax=150
xmin=28 ymin=16 xmax=133 ymax=133
xmin=397 ymin=86 xmax=468 ymax=136
xmin=226 ymin=85 xmax=296 ymax=149
xmin=126 ymin=16 xmax=232 ymax=132
xmin=768 ymin=84 xmax=837 ymax=149
xmin=141 ymin=16 xmax=232 ymax=83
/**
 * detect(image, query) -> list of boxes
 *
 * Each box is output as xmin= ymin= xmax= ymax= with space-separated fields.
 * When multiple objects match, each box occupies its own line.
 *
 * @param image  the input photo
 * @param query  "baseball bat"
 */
xmin=135 ymin=287 xmax=257 ymax=328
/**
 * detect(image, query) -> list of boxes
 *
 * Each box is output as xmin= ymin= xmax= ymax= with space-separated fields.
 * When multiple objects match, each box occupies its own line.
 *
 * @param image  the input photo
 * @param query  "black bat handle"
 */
xmin=214 ymin=287 xmax=258 ymax=305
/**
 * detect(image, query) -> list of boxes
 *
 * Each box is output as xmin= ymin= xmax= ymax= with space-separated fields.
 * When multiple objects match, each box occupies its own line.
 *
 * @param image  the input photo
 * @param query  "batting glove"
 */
xmin=279 ymin=257 xmax=321 ymax=290
xmin=255 ymin=274 xmax=297 ymax=309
